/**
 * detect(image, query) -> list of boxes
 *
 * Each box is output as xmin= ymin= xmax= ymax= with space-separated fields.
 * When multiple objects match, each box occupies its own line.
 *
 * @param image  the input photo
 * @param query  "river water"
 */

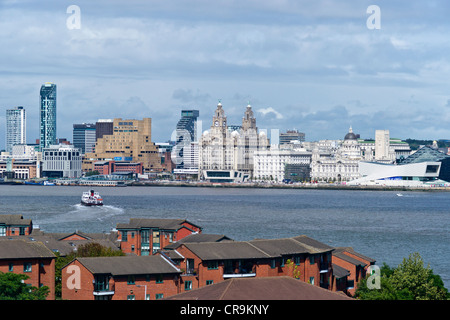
xmin=0 ymin=184 xmax=448 ymax=289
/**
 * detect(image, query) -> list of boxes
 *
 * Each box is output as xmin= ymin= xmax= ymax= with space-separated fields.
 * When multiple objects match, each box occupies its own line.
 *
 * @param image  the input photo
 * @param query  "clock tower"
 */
xmin=211 ymin=100 xmax=227 ymax=130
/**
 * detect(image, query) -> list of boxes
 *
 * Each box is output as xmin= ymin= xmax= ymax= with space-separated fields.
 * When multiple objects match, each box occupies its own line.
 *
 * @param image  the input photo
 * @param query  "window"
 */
xmin=19 ymin=227 xmax=25 ymax=236
xmin=156 ymin=275 xmax=163 ymax=283
xmin=207 ymin=261 xmax=218 ymax=270
xmin=206 ymin=280 xmax=214 ymax=285
xmin=155 ymin=294 xmax=164 ymax=300
xmin=270 ymin=259 xmax=276 ymax=269
xmin=23 ymin=262 xmax=32 ymax=272
xmin=9 ymin=263 xmax=13 ymax=272
xmin=309 ymin=255 xmax=315 ymax=265
xmin=127 ymin=295 xmax=135 ymax=300
xmin=309 ymin=277 xmax=315 ymax=285
xmin=0 ymin=226 xmax=5 ymax=237
xmin=122 ymin=231 xmax=128 ymax=241
xmin=127 ymin=276 xmax=135 ymax=285
xmin=184 ymin=281 xmax=192 ymax=291
xmin=294 ymin=256 xmax=301 ymax=265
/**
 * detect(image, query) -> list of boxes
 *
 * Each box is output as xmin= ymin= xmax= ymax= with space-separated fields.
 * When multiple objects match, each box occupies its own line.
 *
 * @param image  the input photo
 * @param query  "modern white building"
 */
xmin=6 ymin=106 xmax=26 ymax=153
xmin=347 ymin=161 xmax=447 ymax=187
xmin=42 ymin=144 xmax=82 ymax=178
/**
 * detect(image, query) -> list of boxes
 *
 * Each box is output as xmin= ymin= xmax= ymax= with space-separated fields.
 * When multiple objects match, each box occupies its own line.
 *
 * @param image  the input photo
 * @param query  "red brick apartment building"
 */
xmin=0 ymin=214 xmax=33 ymax=237
xmin=116 ymin=218 xmax=202 ymax=256
xmin=332 ymin=247 xmax=376 ymax=296
xmin=169 ymin=235 xmax=335 ymax=293
xmin=0 ymin=239 xmax=56 ymax=300
xmin=61 ymin=255 xmax=181 ymax=300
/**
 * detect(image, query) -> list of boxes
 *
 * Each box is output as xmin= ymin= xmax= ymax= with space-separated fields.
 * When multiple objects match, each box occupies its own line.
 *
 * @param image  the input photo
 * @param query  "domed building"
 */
xmin=310 ymin=127 xmax=362 ymax=183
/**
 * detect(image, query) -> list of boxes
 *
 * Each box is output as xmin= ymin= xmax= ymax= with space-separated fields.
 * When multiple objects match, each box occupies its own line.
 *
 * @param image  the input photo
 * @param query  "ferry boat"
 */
xmin=81 ymin=190 xmax=104 ymax=206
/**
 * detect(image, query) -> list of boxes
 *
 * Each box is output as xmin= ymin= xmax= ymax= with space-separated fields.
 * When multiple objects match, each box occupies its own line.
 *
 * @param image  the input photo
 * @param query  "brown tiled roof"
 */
xmin=164 ymin=233 xmax=232 ymax=250
xmin=332 ymin=264 xmax=351 ymax=278
xmin=182 ymin=235 xmax=334 ymax=261
xmin=0 ymin=214 xmax=32 ymax=226
xmin=291 ymin=235 xmax=334 ymax=253
xmin=76 ymin=255 xmax=181 ymax=276
xmin=333 ymin=252 xmax=367 ymax=267
xmin=334 ymin=247 xmax=376 ymax=263
xmin=166 ymin=277 xmax=354 ymax=300
xmin=116 ymin=218 xmax=202 ymax=231
xmin=0 ymin=239 xmax=56 ymax=259
xmin=183 ymin=241 xmax=270 ymax=260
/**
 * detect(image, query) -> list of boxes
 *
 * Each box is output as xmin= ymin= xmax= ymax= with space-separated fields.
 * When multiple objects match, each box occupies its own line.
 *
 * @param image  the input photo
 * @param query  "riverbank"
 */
xmin=130 ymin=180 xmax=450 ymax=192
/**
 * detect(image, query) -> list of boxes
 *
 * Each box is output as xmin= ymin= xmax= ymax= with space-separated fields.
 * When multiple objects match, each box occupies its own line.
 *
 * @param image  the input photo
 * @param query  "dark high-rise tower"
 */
xmin=39 ymin=82 xmax=57 ymax=151
xmin=174 ymin=110 xmax=199 ymax=169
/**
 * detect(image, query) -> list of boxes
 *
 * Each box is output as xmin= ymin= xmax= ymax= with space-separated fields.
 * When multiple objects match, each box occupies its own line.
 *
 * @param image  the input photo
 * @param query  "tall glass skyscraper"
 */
xmin=39 ymin=82 xmax=57 ymax=151
xmin=174 ymin=110 xmax=199 ymax=169
xmin=6 ymin=106 xmax=26 ymax=153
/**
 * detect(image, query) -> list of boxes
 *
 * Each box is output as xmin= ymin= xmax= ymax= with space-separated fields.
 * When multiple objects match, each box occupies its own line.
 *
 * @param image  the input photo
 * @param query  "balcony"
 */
xmin=93 ymin=281 xmax=115 ymax=296
xmin=319 ymin=263 xmax=330 ymax=273
xmin=223 ymin=266 xmax=256 ymax=279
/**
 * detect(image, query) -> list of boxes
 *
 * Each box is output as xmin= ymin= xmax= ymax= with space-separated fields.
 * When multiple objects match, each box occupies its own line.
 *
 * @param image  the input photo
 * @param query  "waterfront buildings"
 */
xmin=199 ymin=102 xmax=269 ymax=182
xmin=83 ymin=118 xmax=162 ymax=173
xmin=309 ymin=127 xmax=412 ymax=183
xmin=73 ymin=123 xmax=96 ymax=154
xmin=39 ymin=83 xmax=57 ymax=151
xmin=253 ymin=146 xmax=312 ymax=182
xmin=41 ymin=144 xmax=82 ymax=178
xmin=6 ymin=106 xmax=26 ymax=153
xmin=0 ymin=158 xmax=40 ymax=180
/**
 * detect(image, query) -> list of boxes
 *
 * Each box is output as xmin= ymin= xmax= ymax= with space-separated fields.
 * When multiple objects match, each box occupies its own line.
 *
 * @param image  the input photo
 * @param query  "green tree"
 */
xmin=390 ymin=252 xmax=448 ymax=300
xmin=355 ymin=253 xmax=449 ymax=300
xmin=0 ymin=272 xmax=49 ymax=300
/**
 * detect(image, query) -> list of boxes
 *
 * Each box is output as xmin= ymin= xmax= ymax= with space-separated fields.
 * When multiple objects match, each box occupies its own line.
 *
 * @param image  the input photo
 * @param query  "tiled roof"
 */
xmin=76 ymin=255 xmax=181 ymax=276
xmin=116 ymin=218 xmax=201 ymax=231
xmin=0 ymin=214 xmax=32 ymax=226
xmin=163 ymin=233 xmax=232 ymax=249
xmin=166 ymin=276 xmax=353 ymax=300
xmin=182 ymin=235 xmax=334 ymax=260
xmin=0 ymin=239 xmax=56 ymax=259
xmin=183 ymin=241 xmax=271 ymax=260
xmin=332 ymin=264 xmax=351 ymax=278
xmin=333 ymin=251 xmax=367 ymax=267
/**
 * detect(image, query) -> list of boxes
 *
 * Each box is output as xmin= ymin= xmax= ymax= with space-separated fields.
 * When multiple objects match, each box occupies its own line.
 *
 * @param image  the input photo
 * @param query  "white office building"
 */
xmin=6 ymin=106 xmax=26 ymax=153
xmin=253 ymin=147 xmax=312 ymax=182
xmin=42 ymin=144 xmax=82 ymax=178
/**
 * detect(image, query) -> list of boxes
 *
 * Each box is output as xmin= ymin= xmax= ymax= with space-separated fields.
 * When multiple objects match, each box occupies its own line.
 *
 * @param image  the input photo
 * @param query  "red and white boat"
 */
xmin=81 ymin=190 xmax=103 ymax=206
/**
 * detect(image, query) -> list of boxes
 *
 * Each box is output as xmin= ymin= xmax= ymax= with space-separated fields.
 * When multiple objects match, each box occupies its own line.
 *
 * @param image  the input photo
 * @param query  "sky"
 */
xmin=1 ymin=0 xmax=450 ymax=149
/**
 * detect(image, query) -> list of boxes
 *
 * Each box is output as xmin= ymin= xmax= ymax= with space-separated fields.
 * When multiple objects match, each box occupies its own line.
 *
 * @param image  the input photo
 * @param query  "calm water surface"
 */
xmin=0 ymin=185 xmax=449 ymax=289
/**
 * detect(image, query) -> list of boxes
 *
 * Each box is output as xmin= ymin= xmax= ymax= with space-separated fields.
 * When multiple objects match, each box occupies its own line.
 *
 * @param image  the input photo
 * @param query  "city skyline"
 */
xmin=2 ymin=1 xmax=450 ymax=150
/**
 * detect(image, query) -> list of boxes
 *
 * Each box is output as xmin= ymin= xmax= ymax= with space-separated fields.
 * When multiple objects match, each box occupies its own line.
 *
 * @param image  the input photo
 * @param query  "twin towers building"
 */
xmin=198 ymin=101 xmax=269 ymax=182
